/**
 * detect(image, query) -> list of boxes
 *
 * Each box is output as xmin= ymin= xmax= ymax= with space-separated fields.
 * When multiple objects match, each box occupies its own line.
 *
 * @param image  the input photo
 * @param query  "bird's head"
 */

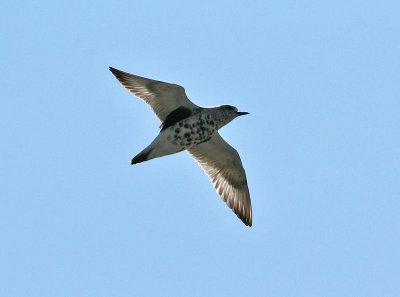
xmin=220 ymin=105 xmax=250 ymax=120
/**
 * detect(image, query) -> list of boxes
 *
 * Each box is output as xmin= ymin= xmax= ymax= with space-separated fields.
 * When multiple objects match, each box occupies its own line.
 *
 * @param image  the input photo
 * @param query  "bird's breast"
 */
xmin=165 ymin=113 xmax=218 ymax=149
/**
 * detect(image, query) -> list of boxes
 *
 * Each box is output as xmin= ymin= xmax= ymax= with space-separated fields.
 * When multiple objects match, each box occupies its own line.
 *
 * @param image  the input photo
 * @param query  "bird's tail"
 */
xmin=131 ymin=148 xmax=153 ymax=164
xmin=131 ymin=132 xmax=183 ymax=165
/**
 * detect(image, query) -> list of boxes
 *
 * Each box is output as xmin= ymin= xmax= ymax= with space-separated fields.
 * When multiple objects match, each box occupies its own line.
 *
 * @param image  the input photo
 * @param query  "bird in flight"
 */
xmin=109 ymin=67 xmax=252 ymax=226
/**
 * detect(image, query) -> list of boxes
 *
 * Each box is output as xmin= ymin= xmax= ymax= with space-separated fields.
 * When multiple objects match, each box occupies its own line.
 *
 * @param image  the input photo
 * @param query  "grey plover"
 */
xmin=109 ymin=67 xmax=252 ymax=226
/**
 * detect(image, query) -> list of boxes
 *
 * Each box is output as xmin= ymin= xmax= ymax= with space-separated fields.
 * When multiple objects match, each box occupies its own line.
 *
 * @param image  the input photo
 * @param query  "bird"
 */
xmin=109 ymin=67 xmax=252 ymax=226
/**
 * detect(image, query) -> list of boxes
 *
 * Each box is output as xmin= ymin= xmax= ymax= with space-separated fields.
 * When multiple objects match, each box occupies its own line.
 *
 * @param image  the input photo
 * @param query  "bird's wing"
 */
xmin=188 ymin=132 xmax=252 ymax=226
xmin=109 ymin=67 xmax=199 ymax=122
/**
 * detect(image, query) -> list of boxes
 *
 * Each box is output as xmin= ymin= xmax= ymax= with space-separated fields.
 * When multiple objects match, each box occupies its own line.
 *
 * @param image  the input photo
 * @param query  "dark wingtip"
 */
xmin=243 ymin=218 xmax=252 ymax=227
xmin=109 ymin=66 xmax=119 ymax=74
xmin=238 ymin=212 xmax=252 ymax=227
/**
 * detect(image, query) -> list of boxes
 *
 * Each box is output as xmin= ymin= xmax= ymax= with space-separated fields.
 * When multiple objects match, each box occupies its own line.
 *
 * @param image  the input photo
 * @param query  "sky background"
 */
xmin=1 ymin=1 xmax=399 ymax=296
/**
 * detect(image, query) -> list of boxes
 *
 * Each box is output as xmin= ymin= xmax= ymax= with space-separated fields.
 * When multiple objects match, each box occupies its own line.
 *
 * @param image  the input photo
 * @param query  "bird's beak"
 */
xmin=236 ymin=111 xmax=250 ymax=116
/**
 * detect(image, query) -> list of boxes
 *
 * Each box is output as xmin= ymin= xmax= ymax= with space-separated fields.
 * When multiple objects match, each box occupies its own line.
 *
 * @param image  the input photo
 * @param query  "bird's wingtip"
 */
xmin=243 ymin=218 xmax=252 ymax=227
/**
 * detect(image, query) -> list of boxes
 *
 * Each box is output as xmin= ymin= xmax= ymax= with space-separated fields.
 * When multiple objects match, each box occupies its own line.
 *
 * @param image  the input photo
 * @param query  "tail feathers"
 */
xmin=131 ymin=149 xmax=153 ymax=164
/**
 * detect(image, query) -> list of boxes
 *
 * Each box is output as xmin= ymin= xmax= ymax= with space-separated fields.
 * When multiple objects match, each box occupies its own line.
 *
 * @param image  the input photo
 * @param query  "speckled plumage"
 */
xmin=109 ymin=67 xmax=253 ymax=226
xmin=167 ymin=109 xmax=217 ymax=148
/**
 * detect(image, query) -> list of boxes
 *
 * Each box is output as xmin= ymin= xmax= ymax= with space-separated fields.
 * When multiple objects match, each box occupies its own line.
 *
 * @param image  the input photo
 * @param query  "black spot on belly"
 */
xmin=187 ymin=137 xmax=193 ymax=142
xmin=184 ymin=123 xmax=189 ymax=128
xmin=175 ymin=128 xmax=180 ymax=133
xmin=184 ymin=132 xmax=191 ymax=138
xmin=160 ymin=106 xmax=193 ymax=131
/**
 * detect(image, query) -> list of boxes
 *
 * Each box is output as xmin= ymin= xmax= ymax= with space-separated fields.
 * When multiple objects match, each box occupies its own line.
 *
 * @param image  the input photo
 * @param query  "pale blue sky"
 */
xmin=1 ymin=1 xmax=399 ymax=296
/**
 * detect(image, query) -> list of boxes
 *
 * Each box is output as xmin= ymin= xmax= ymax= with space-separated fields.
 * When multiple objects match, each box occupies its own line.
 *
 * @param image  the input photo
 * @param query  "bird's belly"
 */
xmin=166 ymin=115 xmax=217 ymax=149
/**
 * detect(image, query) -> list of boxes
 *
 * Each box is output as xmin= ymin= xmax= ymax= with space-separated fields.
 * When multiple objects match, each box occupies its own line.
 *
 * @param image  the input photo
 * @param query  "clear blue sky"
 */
xmin=1 ymin=1 xmax=399 ymax=296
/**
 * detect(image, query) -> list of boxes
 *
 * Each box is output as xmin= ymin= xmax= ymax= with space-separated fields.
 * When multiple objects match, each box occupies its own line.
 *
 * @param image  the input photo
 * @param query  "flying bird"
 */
xmin=109 ymin=67 xmax=252 ymax=226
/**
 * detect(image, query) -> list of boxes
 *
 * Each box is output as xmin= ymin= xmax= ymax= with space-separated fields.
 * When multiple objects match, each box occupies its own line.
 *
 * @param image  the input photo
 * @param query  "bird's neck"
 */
xmin=204 ymin=108 xmax=232 ymax=129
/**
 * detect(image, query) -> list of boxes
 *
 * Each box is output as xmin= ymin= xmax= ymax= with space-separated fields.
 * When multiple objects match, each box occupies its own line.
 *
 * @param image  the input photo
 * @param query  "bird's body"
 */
xmin=132 ymin=106 xmax=236 ymax=164
xmin=109 ymin=67 xmax=253 ymax=226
